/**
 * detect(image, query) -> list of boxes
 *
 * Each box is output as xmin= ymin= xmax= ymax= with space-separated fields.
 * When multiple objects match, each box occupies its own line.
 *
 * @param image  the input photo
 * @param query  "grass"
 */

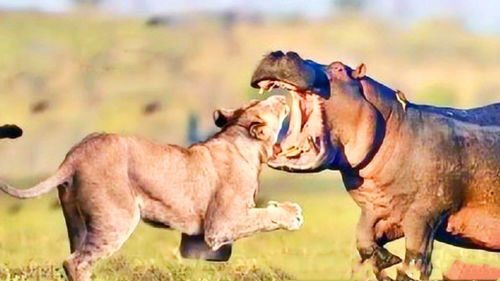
xmin=0 ymin=11 xmax=498 ymax=281
xmin=0 ymin=172 xmax=498 ymax=280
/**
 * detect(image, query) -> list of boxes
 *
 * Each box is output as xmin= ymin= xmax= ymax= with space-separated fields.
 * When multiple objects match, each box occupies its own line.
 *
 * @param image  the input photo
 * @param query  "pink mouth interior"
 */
xmin=257 ymin=80 xmax=327 ymax=161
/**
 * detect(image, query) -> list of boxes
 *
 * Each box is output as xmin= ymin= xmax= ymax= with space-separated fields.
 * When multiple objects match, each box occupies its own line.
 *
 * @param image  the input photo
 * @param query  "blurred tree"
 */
xmin=221 ymin=11 xmax=239 ymax=55
xmin=187 ymin=113 xmax=200 ymax=144
xmin=333 ymin=0 xmax=366 ymax=12
xmin=143 ymin=101 xmax=162 ymax=116
xmin=418 ymin=83 xmax=457 ymax=106
xmin=73 ymin=0 xmax=102 ymax=6
xmin=31 ymin=100 xmax=50 ymax=114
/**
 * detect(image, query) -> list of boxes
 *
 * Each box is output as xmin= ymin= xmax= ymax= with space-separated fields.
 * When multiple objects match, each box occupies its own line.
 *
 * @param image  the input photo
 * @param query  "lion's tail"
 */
xmin=0 ymin=164 xmax=74 ymax=199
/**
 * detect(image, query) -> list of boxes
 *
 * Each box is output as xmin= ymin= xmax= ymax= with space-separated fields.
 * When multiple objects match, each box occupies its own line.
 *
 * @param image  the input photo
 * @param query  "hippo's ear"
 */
xmin=213 ymin=108 xmax=237 ymax=128
xmin=352 ymin=63 xmax=366 ymax=79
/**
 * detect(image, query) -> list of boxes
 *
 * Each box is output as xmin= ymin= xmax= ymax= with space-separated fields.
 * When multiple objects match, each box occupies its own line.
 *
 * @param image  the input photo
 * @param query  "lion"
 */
xmin=0 ymin=95 xmax=303 ymax=281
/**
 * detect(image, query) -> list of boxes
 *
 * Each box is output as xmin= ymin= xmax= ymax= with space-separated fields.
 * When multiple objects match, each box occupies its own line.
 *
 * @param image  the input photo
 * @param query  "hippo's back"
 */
xmin=415 ymin=102 xmax=500 ymax=126
xmin=411 ymin=102 xmax=500 ymax=251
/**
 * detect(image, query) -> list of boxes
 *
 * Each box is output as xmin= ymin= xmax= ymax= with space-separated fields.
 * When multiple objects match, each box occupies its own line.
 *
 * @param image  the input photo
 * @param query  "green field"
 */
xmin=0 ymin=171 xmax=498 ymax=281
xmin=0 ymin=11 xmax=499 ymax=281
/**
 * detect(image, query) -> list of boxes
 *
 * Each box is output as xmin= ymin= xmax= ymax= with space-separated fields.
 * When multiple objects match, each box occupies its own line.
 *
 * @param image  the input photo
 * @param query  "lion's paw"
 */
xmin=268 ymin=201 xmax=303 ymax=230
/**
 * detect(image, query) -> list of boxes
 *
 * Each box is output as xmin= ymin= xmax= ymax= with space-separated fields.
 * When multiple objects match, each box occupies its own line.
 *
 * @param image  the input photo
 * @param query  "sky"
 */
xmin=0 ymin=0 xmax=498 ymax=34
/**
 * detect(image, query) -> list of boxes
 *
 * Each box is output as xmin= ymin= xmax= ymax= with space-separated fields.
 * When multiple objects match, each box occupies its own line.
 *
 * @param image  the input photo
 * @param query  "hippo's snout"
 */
xmin=251 ymin=51 xmax=330 ymax=98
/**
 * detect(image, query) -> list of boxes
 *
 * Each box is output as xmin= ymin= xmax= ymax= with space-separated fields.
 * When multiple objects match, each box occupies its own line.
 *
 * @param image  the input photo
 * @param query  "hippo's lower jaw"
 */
xmin=267 ymin=135 xmax=337 ymax=174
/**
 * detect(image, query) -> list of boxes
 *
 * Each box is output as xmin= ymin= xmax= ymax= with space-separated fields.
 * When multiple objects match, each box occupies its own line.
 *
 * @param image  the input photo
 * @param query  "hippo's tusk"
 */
xmin=308 ymin=136 xmax=319 ymax=153
xmin=268 ymin=84 xmax=275 ymax=92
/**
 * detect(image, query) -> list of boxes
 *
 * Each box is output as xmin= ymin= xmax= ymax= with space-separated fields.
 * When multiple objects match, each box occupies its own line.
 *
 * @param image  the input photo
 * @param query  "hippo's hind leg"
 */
xmin=356 ymin=211 xmax=402 ymax=281
xmin=396 ymin=210 xmax=442 ymax=281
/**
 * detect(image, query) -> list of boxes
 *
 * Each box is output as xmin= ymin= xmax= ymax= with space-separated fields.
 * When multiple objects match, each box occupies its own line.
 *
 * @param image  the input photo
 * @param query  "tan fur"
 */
xmin=0 ymin=96 xmax=303 ymax=281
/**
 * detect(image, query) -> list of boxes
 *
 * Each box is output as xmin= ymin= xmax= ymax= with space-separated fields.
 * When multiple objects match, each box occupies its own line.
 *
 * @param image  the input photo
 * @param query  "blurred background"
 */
xmin=0 ymin=1 xmax=498 ymax=280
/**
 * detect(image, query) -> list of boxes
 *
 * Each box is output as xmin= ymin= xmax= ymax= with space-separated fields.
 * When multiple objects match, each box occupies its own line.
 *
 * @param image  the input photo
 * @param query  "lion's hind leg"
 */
xmin=58 ymin=184 xmax=87 ymax=253
xmin=62 ymin=201 xmax=141 ymax=281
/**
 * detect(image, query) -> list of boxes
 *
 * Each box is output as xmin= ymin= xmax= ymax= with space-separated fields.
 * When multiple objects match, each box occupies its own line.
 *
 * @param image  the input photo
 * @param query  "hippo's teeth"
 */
xmin=301 ymin=140 xmax=310 ymax=152
xmin=259 ymin=87 xmax=264 ymax=95
xmin=284 ymin=147 xmax=302 ymax=158
xmin=280 ymin=145 xmax=305 ymax=158
xmin=278 ymin=145 xmax=296 ymax=156
xmin=280 ymin=139 xmax=317 ymax=158
xmin=308 ymin=136 xmax=319 ymax=153
xmin=268 ymin=84 xmax=275 ymax=92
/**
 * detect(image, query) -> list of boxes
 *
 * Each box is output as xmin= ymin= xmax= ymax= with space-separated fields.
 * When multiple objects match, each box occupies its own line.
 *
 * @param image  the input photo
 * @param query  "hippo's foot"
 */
xmin=360 ymin=245 xmax=402 ymax=270
xmin=374 ymin=270 xmax=395 ymax=281
xmin=373 ymin=247 xmax=402 ymax=270
xmin=396 ymin=269 xmax=417 ymax=281
xmin=179 ymin=233 xmax=232 ymax=262
xmin=396 ymin=250 xmax=431 ymax=281
xmin=359 ymin=245 xmax=402 ymax=281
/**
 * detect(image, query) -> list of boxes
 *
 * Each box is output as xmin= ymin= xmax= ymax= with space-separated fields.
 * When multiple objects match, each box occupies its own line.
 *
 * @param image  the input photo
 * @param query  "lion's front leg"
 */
xmin=204 ymin=201 xmax=303 ymax=251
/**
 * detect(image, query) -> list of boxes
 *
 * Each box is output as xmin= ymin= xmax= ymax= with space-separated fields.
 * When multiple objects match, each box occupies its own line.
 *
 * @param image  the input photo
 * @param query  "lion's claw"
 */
xmin=268 ymin=201 xmax=304 ymax=230
xmin=267 ymin=200 xmax=279 ymax=207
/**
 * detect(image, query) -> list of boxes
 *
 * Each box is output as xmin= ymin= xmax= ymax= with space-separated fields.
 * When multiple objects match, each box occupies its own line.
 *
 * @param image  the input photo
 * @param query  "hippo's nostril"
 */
xmin=286 ymin=51 xmax=301 ymax=60
xmin=269 ymin=51 xmax=285 ymax=58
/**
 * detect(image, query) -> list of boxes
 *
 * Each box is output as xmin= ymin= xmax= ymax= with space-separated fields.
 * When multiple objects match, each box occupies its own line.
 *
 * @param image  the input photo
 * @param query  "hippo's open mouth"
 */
xmin=251 ymin=51 xmax=335 ymax=172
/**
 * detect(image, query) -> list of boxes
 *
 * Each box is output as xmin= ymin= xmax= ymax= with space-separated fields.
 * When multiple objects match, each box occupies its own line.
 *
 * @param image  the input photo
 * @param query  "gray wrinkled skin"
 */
xmin=251 ymin=51 xmax=500 ymax=281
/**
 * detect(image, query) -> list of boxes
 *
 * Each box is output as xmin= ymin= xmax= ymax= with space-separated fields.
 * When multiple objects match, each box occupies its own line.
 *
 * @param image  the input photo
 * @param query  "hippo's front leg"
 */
xmin=356 ymin=210 xmax=402 ymax=280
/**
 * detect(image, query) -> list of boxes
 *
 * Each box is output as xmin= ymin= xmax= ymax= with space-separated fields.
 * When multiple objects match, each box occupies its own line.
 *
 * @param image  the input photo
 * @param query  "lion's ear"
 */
xmin=249 ymin=121 xmax=268 ymax=140
xmin=213 ymin=108 xmax=236 ymax=128
xmin=352 ymin=63 xmax=366 ymax=79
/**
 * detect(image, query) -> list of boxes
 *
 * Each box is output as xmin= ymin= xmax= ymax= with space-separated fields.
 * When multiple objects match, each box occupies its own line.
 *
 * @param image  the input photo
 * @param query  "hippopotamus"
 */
xmin=251 ymin=51 xmax=500 ymax=281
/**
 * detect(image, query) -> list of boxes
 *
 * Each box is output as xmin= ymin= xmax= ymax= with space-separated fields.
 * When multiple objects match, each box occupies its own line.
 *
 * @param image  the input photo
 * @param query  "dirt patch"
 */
xmin=445 ymin=260 xmax=500 ymax=280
